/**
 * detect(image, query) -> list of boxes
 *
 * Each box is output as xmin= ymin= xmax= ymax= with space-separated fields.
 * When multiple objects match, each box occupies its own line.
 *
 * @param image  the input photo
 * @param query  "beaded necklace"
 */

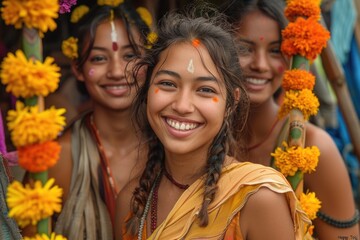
xmin=88 ymin=115 xmax=120 ymax=197
xmin=150 ymin=169 xmax=189 ymax=233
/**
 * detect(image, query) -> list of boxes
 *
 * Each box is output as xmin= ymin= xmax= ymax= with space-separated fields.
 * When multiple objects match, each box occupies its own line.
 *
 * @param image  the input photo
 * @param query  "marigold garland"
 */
xmin=299 ymin=192 xmax=322 ymax=220
xmin=6 ymin=178 xmax=63 ymax=227
xmin=18 ymin=141 xmax=61 ymax=173
xmin=281 ymin=17 xmax=330 ymax=60
xmin=0 ymin=50 xmax=60 ymax=98
xmin=285 ymin=0 xmax=321 ymax=21
xmin=0 ymin=0 xmax=59 ymax=37
xmin=282 ymin=69 xmax=315 ymax=91
xmin=97 ymin=0 xmax=124 ymax=7
xmin=272 ymin=142 xmax=320 ymax=177
xmin=70 ymin=5 xmax=89 ymax=23
xmin=278 ymin=89 xmax=319 ymax=120
xmin=23 ymin=233 xmax=67 ymax=240
xmin=61 ymin=37 xmax=78 ymax=59
xmin=6 ymin=101 xmax=66 ymax=147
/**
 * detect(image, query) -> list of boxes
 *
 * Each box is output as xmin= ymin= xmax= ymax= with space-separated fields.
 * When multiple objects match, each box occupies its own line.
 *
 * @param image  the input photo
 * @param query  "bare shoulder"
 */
xmin=48 ymin=128 xmax=73 ymax=202
xmin=240 ymin=187 xmax=295 ymax=240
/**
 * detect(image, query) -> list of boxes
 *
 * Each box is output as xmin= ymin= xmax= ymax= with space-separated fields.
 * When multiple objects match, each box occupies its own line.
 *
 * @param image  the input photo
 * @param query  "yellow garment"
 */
xmin=133 ymin=162 xmax=311 ymax=239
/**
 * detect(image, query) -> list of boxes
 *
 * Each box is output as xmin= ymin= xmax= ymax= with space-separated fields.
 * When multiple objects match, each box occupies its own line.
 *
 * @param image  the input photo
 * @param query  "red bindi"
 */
xmin=259 ymin=36 xmax=264 ymax=41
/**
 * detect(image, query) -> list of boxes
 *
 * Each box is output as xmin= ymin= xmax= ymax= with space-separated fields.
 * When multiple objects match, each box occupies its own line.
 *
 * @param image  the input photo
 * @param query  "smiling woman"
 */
xmin=43 ymin=1 xmax=154 ymax=239
xmin=115 ymin=3 xmax=311 ymax=240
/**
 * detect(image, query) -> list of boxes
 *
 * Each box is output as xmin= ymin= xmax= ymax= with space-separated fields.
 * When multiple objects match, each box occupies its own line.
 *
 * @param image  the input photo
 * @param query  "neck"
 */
xmin=247 ymin=99 xmax=279 ymax=136
xmin=164 ymin=151 xmax=207 ymax=186
xmin=92 ymin=107 xmax=140 ymax=143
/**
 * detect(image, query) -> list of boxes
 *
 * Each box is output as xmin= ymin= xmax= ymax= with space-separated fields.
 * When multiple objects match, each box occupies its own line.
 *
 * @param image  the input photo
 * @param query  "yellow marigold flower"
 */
xmin=282 ymin=69 xmax=315 ymax=91
xmin=62 ymin=37 xmax=78 ymax=59
xmin=18 ymin=140 xmax=61 ymax=172
xmin=7 ymin=101 xmax=66 ymax=147
xmin=285 ymin=0 xmax=321 ymax=22
xmin=281 ymin=17 xmax=330 ymax=60
xmin=7 ymin=178 xmax=63 ymax=227
xmin=1 ymin=0 xmax=58 ymax=36
xmin=145 ymin=32 xmax=158 ymax=49
xmin=70 ymin=5 xmax=90 ymax=23
xmin=23 ymin=233 xmax=67 ymax=240
xmin=136 ymin=7 xmax=153 ymax=27
xmin=272 ymin=142 xmax=320 ymax=177
xmin=299 ymin=192 xmax=321 ymax=220
xmin=97 ymin=0 xmax=124 ymax=7
xmin=0 ymin=50 xmax=60 ymax=98
xmin=278 ymin=89 xmax=319 ymax=120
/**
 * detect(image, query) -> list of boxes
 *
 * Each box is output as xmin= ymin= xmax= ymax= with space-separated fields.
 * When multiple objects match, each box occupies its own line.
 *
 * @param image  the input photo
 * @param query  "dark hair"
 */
xmin=126 ymin=4 xmax=249 ymax=235
xmin=73 ymin=2 xmax=151 ymax=70
xmin=221 ymin=0 xmax=287 ymax=41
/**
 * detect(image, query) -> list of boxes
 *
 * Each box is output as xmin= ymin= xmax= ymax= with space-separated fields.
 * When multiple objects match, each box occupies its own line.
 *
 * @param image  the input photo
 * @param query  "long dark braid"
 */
xmin=198 ymin=120 xmax=230 ymax=226
xmin=126 ymin=136 xmax=164 ymax=235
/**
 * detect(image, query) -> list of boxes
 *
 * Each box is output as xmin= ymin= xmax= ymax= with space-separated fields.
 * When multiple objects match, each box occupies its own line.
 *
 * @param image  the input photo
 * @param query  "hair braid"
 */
xmin=198 ymin=122 xmax=229 ymax=227
xmin=126 ymin=137 xmax=164 ymax=235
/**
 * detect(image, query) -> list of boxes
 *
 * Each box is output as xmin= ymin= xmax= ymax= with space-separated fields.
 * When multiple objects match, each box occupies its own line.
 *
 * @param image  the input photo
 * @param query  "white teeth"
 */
xmin=104 ymin=85 xmax=127 ymax=89
xmin=166 ymin=118 xmax=198 ymax=131
xmin=246 ymin=78 xmax=267 ymax=85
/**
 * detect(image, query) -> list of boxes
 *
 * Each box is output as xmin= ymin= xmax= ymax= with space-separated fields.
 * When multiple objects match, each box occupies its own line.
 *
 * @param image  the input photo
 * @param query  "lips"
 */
xmin=101 ymin=83 xmax=133 ymax=96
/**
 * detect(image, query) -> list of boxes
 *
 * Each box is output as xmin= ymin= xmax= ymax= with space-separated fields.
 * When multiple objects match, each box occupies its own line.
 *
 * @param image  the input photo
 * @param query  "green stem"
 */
xmin=30 ymin=171 xmax=49 ymax=235
xmin=22 ymin=27 xmax=49 ymax=236
xmin=292 ymin=55 xmax=309 ymax=71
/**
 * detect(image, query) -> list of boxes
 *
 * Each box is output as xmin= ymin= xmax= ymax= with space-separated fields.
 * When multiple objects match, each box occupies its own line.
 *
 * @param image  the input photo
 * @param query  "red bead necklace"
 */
xmin=150 ymin=169 xmax=189 ymax=233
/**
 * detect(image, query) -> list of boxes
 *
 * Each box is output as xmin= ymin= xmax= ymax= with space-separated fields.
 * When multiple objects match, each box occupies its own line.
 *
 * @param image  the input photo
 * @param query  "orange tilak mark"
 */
xmin=155 ymin=88 xmax=159 ymax=93
xmin=212 ymin=97 xmax=219 ymax=103
xmin=192 ymin=38 xmax=200 ymax=47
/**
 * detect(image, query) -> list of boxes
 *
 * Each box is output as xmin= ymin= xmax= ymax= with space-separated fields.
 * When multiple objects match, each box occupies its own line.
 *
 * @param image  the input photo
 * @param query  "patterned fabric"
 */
xmin=125 ymin=162 xmax=311 ymax=239
xmin=54 ymin=113 xmax=113 ymax=240
xmin=0 ymin=154 xmax=22 ymax=240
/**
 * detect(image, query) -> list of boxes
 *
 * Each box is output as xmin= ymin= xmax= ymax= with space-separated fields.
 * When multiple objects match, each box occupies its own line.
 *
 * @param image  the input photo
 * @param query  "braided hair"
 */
xmin=127 ymin=3 xmax=250 ymax=235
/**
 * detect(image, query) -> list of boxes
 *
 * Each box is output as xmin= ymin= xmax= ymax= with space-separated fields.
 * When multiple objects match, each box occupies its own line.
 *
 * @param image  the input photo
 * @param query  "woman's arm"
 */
xmin=240 ymin=187 xmax=296 ymax=240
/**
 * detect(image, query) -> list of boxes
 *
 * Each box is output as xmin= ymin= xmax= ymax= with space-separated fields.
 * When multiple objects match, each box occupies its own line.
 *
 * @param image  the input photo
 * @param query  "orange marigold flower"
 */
xmin=18 ymin=141 xmax=61 ymax=172
xmin=285 ymin=0 xmax=321 ymax=21
xmin=278 ymin=89 xmax=319 ymax=120
xmin=282 ymin=69 xmax=315 ymax=91
xmin=281 ymin=17 xmax=330 ymax=60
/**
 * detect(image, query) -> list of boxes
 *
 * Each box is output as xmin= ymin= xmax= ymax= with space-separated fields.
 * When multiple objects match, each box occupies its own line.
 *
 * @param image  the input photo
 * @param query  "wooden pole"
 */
xmin=320 ymin=41 xmax=360 ymax=163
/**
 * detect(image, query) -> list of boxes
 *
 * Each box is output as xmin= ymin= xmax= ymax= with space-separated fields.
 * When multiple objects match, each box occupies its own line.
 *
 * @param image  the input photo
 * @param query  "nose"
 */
xmin=107 ymin=58 xmax=126 ymax=80
xmin=171 ymin=89 xmax=195 ymax=114
xmin=249 ymin=50 xmax=270 ymax=73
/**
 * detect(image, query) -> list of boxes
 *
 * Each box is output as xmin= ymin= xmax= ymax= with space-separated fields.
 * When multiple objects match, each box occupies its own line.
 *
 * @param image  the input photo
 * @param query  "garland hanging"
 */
xmin=0 ymin=0 xmax=72 ymax=238
xmin=271 ymin=0 xmax=330 ymax=235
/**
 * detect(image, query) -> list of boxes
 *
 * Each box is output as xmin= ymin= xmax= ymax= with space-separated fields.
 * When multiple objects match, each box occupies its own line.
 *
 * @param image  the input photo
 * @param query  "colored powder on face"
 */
xmin=155 ymin=88 xmax=159 ymax=93
xmin=278 ymin=66 xmax=284 ymax=73
xmin=212 ymin=97 xmax=219 ymax=103
xmin=112 ymin=42 xmax=118 ymax=51
xmin=187 ymin=59 xmax=194 ymax=73
xmin=192 ymin=38 xmax=200 ymax=47
xmin=89 ymin=68 xmax=95 ymax=76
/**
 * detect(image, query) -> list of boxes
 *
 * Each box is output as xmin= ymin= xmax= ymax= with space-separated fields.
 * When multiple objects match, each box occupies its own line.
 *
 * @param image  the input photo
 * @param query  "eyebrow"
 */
xmin=237 ymin=38 xmax=281 ymax=45
xmin=92 ymin=44 xmax=134 ymax=51
xmin=154 ymin=69 xmax=218 ymax=82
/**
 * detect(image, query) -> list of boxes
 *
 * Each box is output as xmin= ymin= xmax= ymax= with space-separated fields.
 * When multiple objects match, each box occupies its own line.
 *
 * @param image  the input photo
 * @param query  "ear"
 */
xmin=234 ymin=88 xmax=241 ymax=104
xmin=71 ymin=62 xmax=85 ymax=82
